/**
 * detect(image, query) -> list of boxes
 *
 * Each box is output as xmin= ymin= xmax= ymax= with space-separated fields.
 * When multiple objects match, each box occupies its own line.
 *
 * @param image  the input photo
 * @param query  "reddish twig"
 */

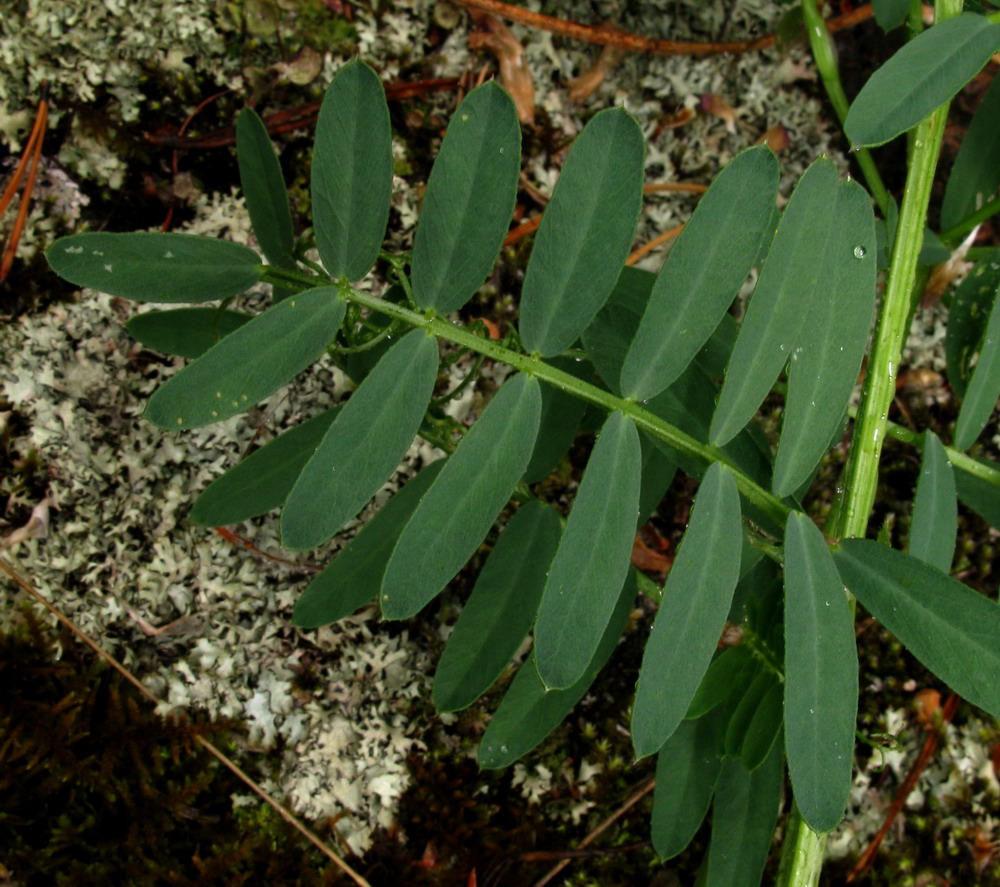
xmin=145 ymin=78 xmax=461 ymax=150
xmin=457 ymin=0 xmax=873 ymax=55
xmin=0 ymin=86 xmax=48 ymax=282
xmin=504 ymin=214 xmax=542 ymax=245
xmin=161 ymin=89 xmax=231 ymax=231
xmin=847 ymin=692 xmax=960 ymax=883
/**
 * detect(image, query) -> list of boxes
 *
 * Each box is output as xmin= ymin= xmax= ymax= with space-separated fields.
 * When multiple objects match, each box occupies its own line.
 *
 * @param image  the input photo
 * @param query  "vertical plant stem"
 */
xmin=778 ymin=1 xmax=963 ymax=885
xmin=801 ymin=0 xmax=891 ymax=217
xmin=835 ymin=0 xmax=962 ymax=540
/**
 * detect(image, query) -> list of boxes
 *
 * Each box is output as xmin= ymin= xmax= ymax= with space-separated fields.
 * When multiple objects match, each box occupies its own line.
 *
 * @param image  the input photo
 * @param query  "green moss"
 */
xmin=0 ymin=608 xmax=343 ymax=886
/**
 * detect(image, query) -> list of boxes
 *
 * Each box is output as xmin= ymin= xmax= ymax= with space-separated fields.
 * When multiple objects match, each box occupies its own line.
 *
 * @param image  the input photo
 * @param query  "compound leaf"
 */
xmin=281 ymin=330 xmax=439 ymax=550
xmin=651 ymin=712 xmax=724 ymax=860
xmin=411 ymin=82 xmax=520 ymax=314
xmin=954 ymin=283 xmax=1000 ymax=450
xmin=784 ymin=512 xmax=858 ymax=833
xmin=845 ymin=15 xmax=1000 ymax=147
xmin=834 ymin=539 xmax=1000 ymax=718
xmin=534 ymin=411 xmax=641 ymax=689
xmin=433 ymin=501 xmax=561 ymax=713
xmin=236 ymin=107 xmax=296 ymax=270
xmin=631 ymin=462 xmax=743 ymax=759
xmin=191 ymin=407 xmax=339 ymax=527
xmin=621 ymin=146 xmax=779 ymax=401
xmin=312 ymin=60 xmax=393 ymax=281
xmin=772 ymin=176 xmax=876 ymax=496
xmin=46 ymin=232 xmax=261 ymax=303
xmin=380 ymin=373 xmax=541 ymax=619
xmin=910 ymin=431 xmax=957 ymax=573
xmin=145 ymin=287 xmax=345 ymax=429
xmin=126 ymin=308 xmax=252 ymax=359
xmin=519 ymin=108 xmax=644 ymax=356
xmin=292 ymin=461 xmax=444 ymax=628
xmin=478 ymin=572 xmax=635 ymax=769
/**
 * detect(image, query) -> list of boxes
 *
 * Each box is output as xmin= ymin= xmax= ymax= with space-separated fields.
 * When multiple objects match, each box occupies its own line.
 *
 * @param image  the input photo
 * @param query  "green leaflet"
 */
xmin=872 ymin=0 xmax=911 ymax=30
xmin=845 ymin=15 xmax=1000 ymax=148
xmin=534 ymin=411 xmax=642 ymax=690
xmin=711 ymin=159 xmax=872 ymax=450
xmin=954 ymin=283 xmax=1000 ymax=450
xmin=637 ymin=433 xmax=677 ymax=527
xmin=126 ymin=308 xmax=252 ymax=359
xmin=45 ymin=233 xmax=261 ymax=303
xmin=518 ymin=108 xmax=644 ymax=356
xmin=684 ymin=645 xmax=754 ymax=720
xmin=723 ymin=669 xmax=775 ymax=758
xmin=190 ymin=408 xmax=339 ymax=527
xmin=946 ymin=255 xmax=1000 ymax=398
xmin=941 ymin=72 xmax=1000 ymax=231
xmin=145 ymin=287 xmax=346 ymax=430
xmin=411 ymin=83 xmax=521 ymax=314
xmin=650 ymin=712 xmax=724 ymax=860
xmin=281 ymin=330 xmax=439 ymax=551
xmin=834 ymin=539 xmax=1000 ymax=718
xmin=954 ymin=456 xmax=1000 ymax=529
xmin=772 ymin=177 xmax=876 ymax=496
xmin=380 ymin=373 xmax=541 ymax=619
xmin=705 ymin=744 xmax=784 ymax=887
xmin=432 ymin=501 xmax=561 ymax=713
xmin=312 ymin=60 xmax=392 ymax=281
xmin=910 ymin=431 xmax=957 ymax=573
xmin=292 ymin=461 xmax=443 ymax=628
xmin=784 ymin=512 xmax=858 ymax=833
xmin=621 ymin=146 xmax=779 ymax=401
xmin=739 ymin=681 xmax=783 ymax=771
xmin=478 ymin=571 xmax=635 ymax=770
xmin=523 ymin=359 xmax=591 ymax=483
xmin=236 ymin=108 xmax=296 ymax=271
xmin=631 ymin=463 xmax=743 ymax=759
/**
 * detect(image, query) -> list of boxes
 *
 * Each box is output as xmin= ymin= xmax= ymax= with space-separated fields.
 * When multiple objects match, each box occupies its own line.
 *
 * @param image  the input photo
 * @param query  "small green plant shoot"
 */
xmin=45 ymin=3 xmax=1000 ymax=882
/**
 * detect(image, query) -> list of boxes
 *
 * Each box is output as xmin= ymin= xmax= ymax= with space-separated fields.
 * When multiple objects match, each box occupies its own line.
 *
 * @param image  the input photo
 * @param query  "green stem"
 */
xmin=868 ymin=412 xmax=1000 ymax=487
xmin=328 ymin=282 xmax=792 ymax=530
xmin=940 ymin=193 xmax=1000 ymax=244
xmin=836 ymin=107 xmax=952 ymax=537
xmin=259 ymin=262 xmax=789 ymax=526
xmin=801 ymin=0 xmax=892 ymax=217
xmin=777 ymin=806 xmax=827 ymax=885
xmin=778 ymin=1 xmax=963 ymax=884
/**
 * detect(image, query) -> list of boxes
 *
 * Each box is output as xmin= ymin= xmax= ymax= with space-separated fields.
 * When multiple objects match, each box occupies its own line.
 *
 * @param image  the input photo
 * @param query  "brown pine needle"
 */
xmin=0 ymin=89 xmax=48 ymax=282
xmin=0 ymin=555 xmax=373 ymax=887
xmin=627 ymin=223 xmax=686 ymax=265
xmin=643 ymin=182 xmax=709 ymax=194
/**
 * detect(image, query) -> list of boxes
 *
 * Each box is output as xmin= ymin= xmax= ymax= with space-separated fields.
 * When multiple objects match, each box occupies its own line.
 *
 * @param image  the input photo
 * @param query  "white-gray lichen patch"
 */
xmin=0 ymin=248 xmax=441 ymax=857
